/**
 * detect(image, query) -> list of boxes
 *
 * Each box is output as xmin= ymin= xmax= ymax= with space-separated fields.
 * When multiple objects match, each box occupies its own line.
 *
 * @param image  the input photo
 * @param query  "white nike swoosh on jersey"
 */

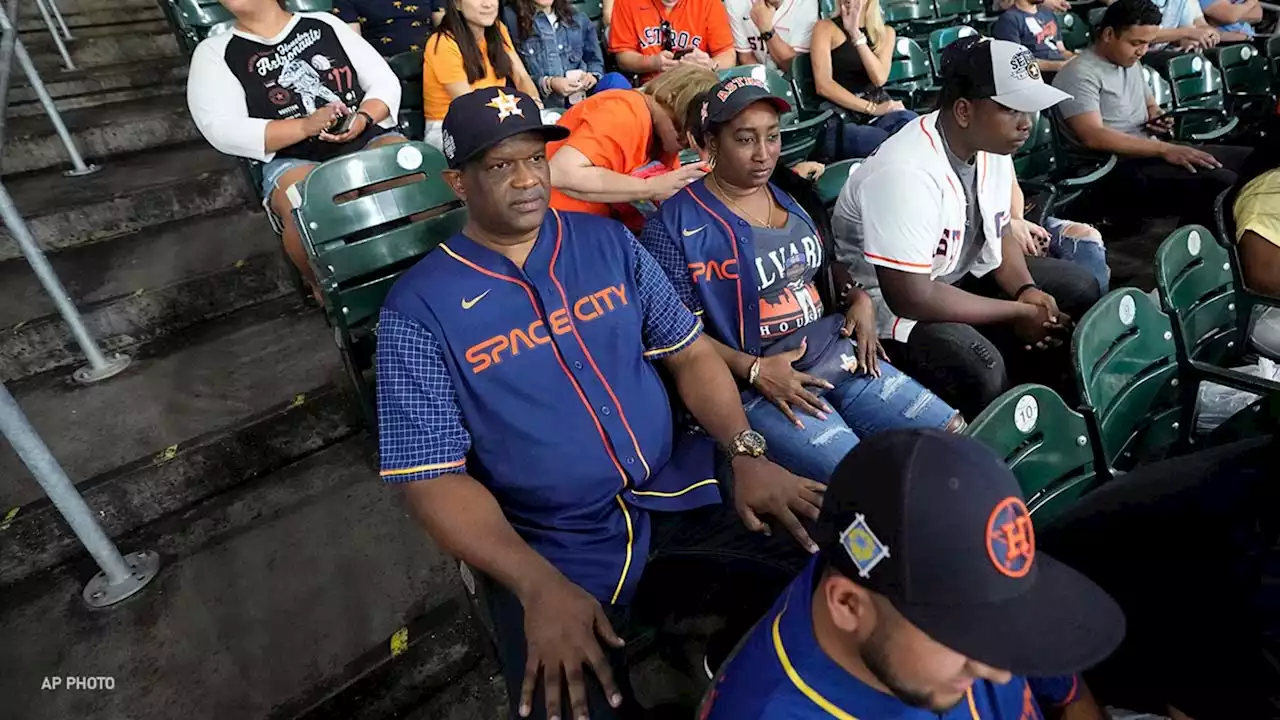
xmin=461 ymin=290 xmax=490 ymax=309
xmin=682 ymin=226 xmax=707 ymax=237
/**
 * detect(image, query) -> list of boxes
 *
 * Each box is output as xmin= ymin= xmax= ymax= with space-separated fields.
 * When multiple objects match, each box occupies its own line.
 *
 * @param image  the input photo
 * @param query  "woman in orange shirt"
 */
xmin=423 ymin=0 xmax=540 ymax=149
xmin=548 ymin=64 xmax=716 ymax=227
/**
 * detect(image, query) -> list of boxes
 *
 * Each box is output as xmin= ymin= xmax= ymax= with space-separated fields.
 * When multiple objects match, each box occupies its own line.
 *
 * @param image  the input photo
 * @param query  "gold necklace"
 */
xmin=708 ymin=173 xmax=775 ymax=228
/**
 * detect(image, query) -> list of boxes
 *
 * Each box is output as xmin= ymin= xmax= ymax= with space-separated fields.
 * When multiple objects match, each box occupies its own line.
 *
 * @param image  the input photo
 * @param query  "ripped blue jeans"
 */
xmin=1044 ymin=217 xmax=1110 ymax=293
xmin=743 ymin=361 xmax=958 ymax=483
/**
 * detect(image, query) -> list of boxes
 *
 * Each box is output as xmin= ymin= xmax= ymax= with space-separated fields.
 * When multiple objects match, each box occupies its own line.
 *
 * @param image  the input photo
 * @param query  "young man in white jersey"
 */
xmin=832 ymin=37 xmax=1101 ymax=419
xmin=728 ymin=0 xmax=820 ymax=72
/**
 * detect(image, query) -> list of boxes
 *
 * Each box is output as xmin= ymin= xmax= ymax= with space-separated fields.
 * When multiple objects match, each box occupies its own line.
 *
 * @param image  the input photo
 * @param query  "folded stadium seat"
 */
xmin=289 ymin=142 xmax=466 ymax=425
xmin=1013 ymin=110 xmax=1116 ymax=223
xmin=1153 ymin=226 xmax=1280 ymax=440
xmin=571 ymin=0 xmax=603 ymax=22
xmin=1071 ymin=288 xmax=1185 ymax=475
xmin=927 ymin=25 xmax=979 ymax=78
xmin=884 ymin=36 xmax=941 ymax=110
xmin=1087 ymin=5 xmax=1106 ymax=28
xmin=789 ymin=53 xmax=857 ymax=156
xmin=912 ymin=0 xmax=970 ymax=34
xmin=1164 ymin=53 xmax=1241 ymax=141
xmin=718 ymin=64 xmax=833 ymax=165
xmin=1205 ymin=43 xmax=1275 ymax=121
xmin=1057 ymin=11 xmax=1091 ymax=52
xmin=171 ymin=0 xmax=233 ymax=53
xmin=882 ymin=0 xmax=933 ymax=36
xmin=387 ymin=50 xmax=426 ymax=140
xmin=964 ymin=383 xmax=1100 ymax=525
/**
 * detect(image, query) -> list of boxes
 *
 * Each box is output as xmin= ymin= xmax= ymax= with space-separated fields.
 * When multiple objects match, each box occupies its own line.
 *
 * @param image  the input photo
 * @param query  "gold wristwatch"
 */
xmin=727 ymin=429 xmax=767 ymax=461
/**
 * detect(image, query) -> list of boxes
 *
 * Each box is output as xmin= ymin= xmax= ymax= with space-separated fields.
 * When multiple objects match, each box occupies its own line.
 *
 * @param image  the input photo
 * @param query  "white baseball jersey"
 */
xmin=727 ymin=0 xmax=820 ymax=70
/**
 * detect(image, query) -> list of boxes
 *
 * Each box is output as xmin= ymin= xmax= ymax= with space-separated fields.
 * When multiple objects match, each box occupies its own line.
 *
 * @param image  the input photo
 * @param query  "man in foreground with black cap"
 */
xmin=832 ymin=37 xmax=1102 ymax=420
xmin=701 ymin=428 xmax=1124 ymax=719
xmin=377 ymin=86 xmax=821 ymax=720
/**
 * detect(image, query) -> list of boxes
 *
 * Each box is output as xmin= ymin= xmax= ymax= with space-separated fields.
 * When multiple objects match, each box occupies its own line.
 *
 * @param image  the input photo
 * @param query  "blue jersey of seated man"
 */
xmin=700 ymin=557 xmax=1081 ymax=719
xmin=332 ymin=0 xmax=443 ymax=55
xmin=376 ymin=209 xmax=721 ymax=606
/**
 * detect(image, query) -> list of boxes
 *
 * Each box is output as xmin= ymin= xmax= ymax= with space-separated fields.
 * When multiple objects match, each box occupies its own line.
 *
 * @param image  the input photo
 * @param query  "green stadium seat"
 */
xmin=1014 ymin=110 xmax=1115 ymax=220
xmin=927 ymin=25 xmax=979 ymax=77
xmin=789 ymin=53 xmax=844 ymax=118
xmin=291 ymin=142 xmax=466 ymax=423
xmin=1071 ymin=289 xmax=1184 ymax=473
xmin=1058 ymin=11 xmax=1090 ymax=52
xmin=1087 ymin=5 xmax=1105 ymax=27
xmin=1206 ymin=43 xmax=1274 ymax=119
xmin=1214 ymin=188 xmax=1280 ymax=355
xmin=914 ymin=0 xmax=970 ymax=32
xmin=387 ymin=49 xmax=425 ymax=140
xmin=885 ymin=36 xmax=940 ymax=110
xmin=965 ymin=384 xmax=1099 ymax=524
xmin=572 ymin=0 xmax=603 ymax=21
xmin=1154 ymin=225 xmax=1280 ymax=413
xmin=883 ymin=0 xmax=932 ymax=33
xmin=285 ymin=0 xmax=334 ymax=11
xmin=1143 ymin=64 xmax=1173 ymax=113
xmin=814 ymin=158 xmax=859 ymax=207
xmin=1268 ymin=35 xmax=1280 ymax=87
xmin=820 ymin=0 xmax=837 ymax=17
xmin=1165 ymin=53 xmax=1240 ymax=142
xmin=171 ymin=0 xmax=234 ymax=52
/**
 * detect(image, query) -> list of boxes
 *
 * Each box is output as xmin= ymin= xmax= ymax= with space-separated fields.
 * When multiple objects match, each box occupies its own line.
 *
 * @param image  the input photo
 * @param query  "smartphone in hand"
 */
xmin=326 ymin=110 xmax=357 ymax=135
xmin=1145 ymin=113 xmax=1175 ymax=137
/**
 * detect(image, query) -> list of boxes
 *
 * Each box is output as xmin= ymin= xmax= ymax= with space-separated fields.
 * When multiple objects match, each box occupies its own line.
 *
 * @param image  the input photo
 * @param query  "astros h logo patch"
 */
xmin=486 ymin=89 xmax=524 ymax=122
xmin=986 ymin=497 xmax=1035 ymax=578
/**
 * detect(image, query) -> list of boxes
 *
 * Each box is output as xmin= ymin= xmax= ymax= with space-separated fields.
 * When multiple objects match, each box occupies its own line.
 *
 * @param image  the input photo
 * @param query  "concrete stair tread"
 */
xmin=18 ymin=17 xmax=171 ymax=45
xmin=6 ymin=90 xmax=186 ymax=140
xmin=10 ymin=52 xmax=186 ymax=88
xmin=17 ymin=5 xmax=165 ymax=31
xmin=0 ymin=435 xmax=480 ymax=720
xmin=0 ymin=297 xmax=343 ymax=509
xmin=0 ymin=207 xmax=277 ymax=330
xmin=4 ymin=141 xmax=237 ymax=217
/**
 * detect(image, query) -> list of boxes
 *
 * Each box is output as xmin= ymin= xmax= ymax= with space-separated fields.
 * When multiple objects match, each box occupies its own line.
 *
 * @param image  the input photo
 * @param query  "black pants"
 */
xmin=882 ymin=256 xmax=1102 ymax=420
xmin=483 ymin=504 xmax=808 ymax=720
xmin=1041 ymin=437 xmax=1280 ymax=719
xmin=1104 ymin=144 xmax=1253 ymax=231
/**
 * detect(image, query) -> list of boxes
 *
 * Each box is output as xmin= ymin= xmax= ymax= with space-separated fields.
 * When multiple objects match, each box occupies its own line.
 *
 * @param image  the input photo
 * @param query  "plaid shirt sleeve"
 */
xmin=637 ymin=217 xmax=703 ymax=314
xmin=376 ymin=307 xmax=472 ymax=483
xmin=630 ymin=230 xmax=703 ymax=360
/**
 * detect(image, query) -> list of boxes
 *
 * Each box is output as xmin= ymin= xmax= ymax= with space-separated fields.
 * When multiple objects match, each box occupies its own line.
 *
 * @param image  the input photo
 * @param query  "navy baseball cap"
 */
xmin=440 ymin=87 xmax=569 ymax=169
xmin=697 ymin=75 xmax=792 ymax=135
xmin=813 ymin=429 xmax=1124 ymax=676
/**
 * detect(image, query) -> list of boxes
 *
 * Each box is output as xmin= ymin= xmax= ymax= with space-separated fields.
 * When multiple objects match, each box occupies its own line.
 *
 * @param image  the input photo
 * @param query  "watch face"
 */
xmin=740 ymin=430 xmax=767 ymax=456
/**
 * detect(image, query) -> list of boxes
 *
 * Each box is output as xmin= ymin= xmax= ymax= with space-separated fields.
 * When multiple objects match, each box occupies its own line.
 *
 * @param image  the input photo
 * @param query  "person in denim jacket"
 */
xmin=502 ymin=0 xmax=630 ymax=107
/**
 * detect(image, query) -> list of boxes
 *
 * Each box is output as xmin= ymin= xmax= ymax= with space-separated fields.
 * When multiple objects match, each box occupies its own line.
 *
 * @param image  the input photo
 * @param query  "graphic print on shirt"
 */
xmin=756 ymin=230 xmax=823 ymax=340
xmin=225 ymin=17 xmax=365 ymax=122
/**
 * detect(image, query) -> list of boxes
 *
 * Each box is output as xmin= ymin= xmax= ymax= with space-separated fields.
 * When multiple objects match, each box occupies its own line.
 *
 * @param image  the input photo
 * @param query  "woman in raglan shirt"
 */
xmin=186 ymin=0 xmax=403 ymax=295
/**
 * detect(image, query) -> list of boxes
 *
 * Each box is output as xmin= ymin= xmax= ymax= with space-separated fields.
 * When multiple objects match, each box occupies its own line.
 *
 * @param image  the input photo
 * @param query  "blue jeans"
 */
xmin=1044 ymin=216 xmax=1110 ymax=293
xmin=743 ymin=360 xmax=957 ymax=483
xmin=825 ymin=109 xmax=917 ymax=159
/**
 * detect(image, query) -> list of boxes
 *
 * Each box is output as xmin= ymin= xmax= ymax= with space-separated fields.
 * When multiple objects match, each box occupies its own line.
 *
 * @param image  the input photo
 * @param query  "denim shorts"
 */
xmin=743 ymin=359 xmax=958 ymax=483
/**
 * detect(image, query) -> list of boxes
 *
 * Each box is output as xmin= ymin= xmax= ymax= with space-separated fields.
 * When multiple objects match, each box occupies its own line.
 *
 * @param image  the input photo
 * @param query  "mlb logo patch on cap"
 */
xmin=839 ymin=513 xmax=890 ymax=578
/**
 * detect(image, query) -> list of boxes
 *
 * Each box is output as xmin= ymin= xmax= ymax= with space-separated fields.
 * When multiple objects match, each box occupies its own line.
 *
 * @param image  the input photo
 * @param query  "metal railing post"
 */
xmin=45 ymin=0 xmax=71 ymax=40
xmin=0 ymin=383 xmax=159 ymax=607
xmin=0 ymin=185 xmax=128 ymax=382
xmin=29 ymin=0 xmax=72 ymax=70
xmin=0 ymin=8 xmax=98 ymax=175
xmin=0 ymin=0 xmax=22 ymax=160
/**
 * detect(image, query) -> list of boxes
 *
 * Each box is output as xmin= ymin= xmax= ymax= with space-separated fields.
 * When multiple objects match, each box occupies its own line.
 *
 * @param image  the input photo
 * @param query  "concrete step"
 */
xmin=16 ymin=3 xmax=166 ymax=31
xmin=0 ymin=298 xmax=356 ymax=585
xmin=51 ymin=0 xmax=169 ymax=16
xmin=3 ymin=92 xmax=197 ymax=175
xmin=401 ymin=664 xmax=508 ymax=720
xmin=7 ymin=57 xmax=187 ymax=110
xmin=27 ymin=26 xmax=180 ymax=73
xmin=0 ymin=208 xmax=287 ymax=380
xmin=18 ymin=17 xmax=172 ymax=48
xmin=0 ymin=142 xmax=254 ymax=260
xmin=0 ymin=435 xmax=487 ymax=720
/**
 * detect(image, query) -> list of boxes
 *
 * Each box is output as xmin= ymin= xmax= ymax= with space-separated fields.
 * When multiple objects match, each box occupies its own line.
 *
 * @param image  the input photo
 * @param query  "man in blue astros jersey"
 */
xmin=701 ymin=428 xmax=1126 ymax=720
xmin=376 ymin=86 xmax=823 ymax=720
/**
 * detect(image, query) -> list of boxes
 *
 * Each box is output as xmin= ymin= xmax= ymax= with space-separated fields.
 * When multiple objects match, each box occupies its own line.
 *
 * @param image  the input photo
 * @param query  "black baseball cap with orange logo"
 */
xmin=813 ymin=429 xmax=1125 ymax=676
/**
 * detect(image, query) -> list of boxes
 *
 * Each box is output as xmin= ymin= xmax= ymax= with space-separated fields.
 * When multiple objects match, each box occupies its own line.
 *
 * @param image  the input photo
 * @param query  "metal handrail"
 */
xmin=0 ymin=0 xmax=156 ymax=608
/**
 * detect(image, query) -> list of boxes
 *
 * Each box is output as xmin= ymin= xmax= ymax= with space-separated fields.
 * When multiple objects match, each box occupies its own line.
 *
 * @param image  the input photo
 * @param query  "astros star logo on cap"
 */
xmin=485 ymin=89 xmax=524 ymax=122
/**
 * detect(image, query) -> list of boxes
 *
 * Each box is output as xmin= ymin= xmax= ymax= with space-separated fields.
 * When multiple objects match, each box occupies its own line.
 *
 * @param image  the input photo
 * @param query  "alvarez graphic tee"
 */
xmin=186 ymin=12 xmax=401 ymax=163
